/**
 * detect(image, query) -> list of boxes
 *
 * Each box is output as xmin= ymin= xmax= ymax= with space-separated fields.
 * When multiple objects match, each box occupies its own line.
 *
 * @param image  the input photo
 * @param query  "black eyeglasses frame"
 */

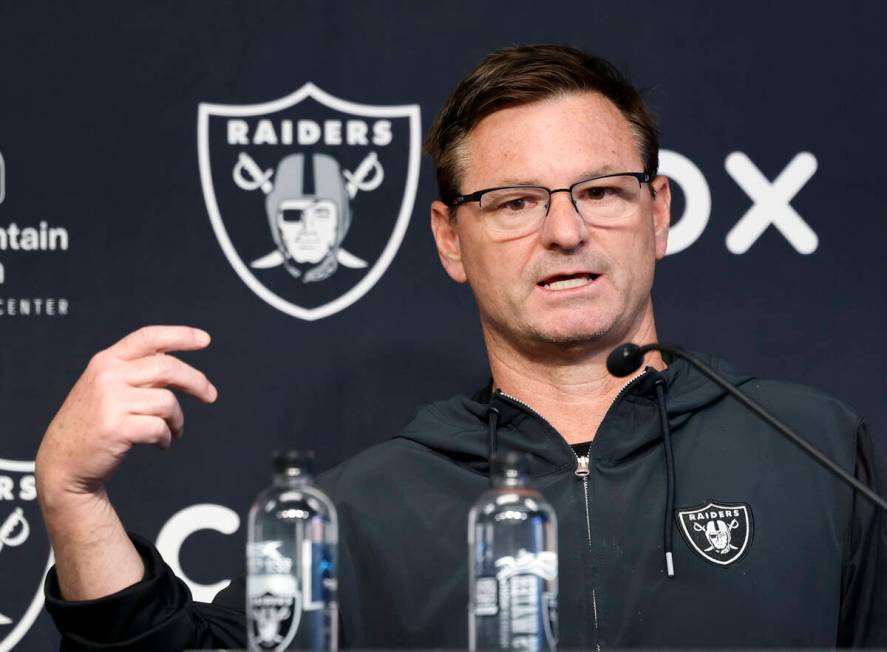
xmin=450 ymin=171 xmax=652 ymax=209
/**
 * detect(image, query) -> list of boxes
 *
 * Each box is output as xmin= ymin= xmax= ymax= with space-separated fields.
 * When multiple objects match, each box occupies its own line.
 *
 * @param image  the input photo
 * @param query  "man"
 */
xmin=37 ymin=45 xmax=885 ymax=649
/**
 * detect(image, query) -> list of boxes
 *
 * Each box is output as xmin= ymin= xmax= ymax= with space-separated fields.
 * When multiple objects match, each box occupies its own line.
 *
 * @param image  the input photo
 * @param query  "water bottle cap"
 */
xmin=272 ymin=449 xmax=315 ymax=474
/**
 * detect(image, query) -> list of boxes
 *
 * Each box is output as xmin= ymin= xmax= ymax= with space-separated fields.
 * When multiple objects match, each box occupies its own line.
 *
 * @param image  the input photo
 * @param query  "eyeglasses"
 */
xmin=451 ymin=172 xmax=651 ymax=239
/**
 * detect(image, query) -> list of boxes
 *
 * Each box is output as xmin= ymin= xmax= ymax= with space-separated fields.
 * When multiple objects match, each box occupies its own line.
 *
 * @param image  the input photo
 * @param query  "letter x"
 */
xmin=725 ymin=152 xmax=819 ymax=254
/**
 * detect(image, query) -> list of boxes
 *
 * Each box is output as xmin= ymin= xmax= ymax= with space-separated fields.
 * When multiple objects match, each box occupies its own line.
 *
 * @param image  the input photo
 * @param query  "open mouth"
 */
xmin=537 ymin=273 xmax=599 ymax=291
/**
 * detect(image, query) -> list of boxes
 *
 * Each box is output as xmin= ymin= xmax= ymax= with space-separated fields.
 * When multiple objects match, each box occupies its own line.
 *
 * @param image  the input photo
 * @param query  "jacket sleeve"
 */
xmin=44 ymin=533 xmax=245 ymax=651
xmin=836 ymin=419 xmax=887 ymax=647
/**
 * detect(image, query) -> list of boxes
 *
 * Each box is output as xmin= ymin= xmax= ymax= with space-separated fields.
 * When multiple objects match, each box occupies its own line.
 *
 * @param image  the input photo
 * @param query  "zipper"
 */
xmin=497 ymin=370 xmax=650 ymax=651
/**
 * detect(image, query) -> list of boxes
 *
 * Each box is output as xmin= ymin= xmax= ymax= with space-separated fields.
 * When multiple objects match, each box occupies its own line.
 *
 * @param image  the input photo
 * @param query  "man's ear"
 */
xmin=430 ymin=200 xmax=467 ymax=283
xmin=650 ymin=175 xmax=671 ymax=260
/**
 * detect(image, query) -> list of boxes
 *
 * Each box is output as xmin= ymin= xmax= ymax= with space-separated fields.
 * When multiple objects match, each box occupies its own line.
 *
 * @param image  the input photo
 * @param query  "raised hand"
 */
xmin=35 ymin=325 xmax=218 ymax=600
xmin=37 ymin=326 xmax=217 ymax=498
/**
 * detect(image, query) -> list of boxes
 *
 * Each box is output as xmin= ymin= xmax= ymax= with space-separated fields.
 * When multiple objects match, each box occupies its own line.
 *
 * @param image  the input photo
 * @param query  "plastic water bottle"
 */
xmin=468 ymin=451 xmax=558 ymax=651
xmin=247 ymin=450 xmax=338 ymax=651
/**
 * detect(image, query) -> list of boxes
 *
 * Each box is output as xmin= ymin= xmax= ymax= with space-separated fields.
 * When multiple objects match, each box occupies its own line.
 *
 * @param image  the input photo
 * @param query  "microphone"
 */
xmin=606 ymin=342 xmax=649 ymax=377
xmin=608 ymin=342 xmax=887 ymax=512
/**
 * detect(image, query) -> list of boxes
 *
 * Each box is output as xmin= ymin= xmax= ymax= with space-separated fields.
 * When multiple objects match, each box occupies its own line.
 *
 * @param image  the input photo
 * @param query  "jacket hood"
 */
xmin=394 ymin=351 xmax=755 ymax=476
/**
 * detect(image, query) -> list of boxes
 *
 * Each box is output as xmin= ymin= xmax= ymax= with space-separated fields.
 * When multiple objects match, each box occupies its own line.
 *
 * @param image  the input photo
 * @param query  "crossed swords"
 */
xmin=232 ymin=151 xmax=384 ymax=271
xmin=0 ymin=508 xmax=29 ymax=626
xmin=0 ymin=507 xmax=28 ymax=553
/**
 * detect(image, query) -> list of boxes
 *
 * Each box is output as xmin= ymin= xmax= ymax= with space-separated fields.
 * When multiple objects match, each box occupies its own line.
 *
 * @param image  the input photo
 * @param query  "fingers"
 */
xmin=126 ymin=388 xmax=185 ymax=438
xmin=111 ymin=326 xmax=211 ymax=361
xmin=122 ymin=415 xmax=174 ymax=449
xmin=123 ymin=354 xmax=217 ymax=403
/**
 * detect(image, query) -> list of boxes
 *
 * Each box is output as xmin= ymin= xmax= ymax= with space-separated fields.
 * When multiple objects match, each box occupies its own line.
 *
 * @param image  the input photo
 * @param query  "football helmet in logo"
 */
xmin=266 ymin=153 xmax=354 ymax=283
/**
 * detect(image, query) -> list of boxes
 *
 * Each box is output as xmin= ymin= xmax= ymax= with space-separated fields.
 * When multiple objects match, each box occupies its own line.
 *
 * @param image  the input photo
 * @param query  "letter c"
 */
xmin=156 ymin=504 xmax=240 ymax=603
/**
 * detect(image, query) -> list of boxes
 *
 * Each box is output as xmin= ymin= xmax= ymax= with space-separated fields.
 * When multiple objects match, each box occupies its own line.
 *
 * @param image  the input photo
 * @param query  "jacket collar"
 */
xmin=399 ymin=351 xmax=754 ymax=475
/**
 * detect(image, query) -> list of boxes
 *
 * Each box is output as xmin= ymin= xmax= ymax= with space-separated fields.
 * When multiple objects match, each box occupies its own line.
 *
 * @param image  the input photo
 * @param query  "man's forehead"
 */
xmin=460 ymin=92 xmax=643 ymax=189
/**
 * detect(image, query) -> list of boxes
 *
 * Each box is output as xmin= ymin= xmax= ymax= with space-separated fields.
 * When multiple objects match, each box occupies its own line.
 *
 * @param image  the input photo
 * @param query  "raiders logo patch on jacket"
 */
xmin=675 ymin=500 xmax=754 ymax=566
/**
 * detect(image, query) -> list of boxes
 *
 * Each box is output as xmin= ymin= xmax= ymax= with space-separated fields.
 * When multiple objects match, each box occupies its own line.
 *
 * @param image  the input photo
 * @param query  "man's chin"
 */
xmin=482 ymin=307 xmax=623 ymax=356
xmin=531 ymin=310 xmax=617 ymax=341
xmin=529 ymin=327 xmax=612 ymax=347
xmin=508 ymin=319 xmax=619 ymax=355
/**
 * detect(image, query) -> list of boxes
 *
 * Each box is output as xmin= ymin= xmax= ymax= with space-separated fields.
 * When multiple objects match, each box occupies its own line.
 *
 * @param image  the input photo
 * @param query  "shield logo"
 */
xmin=675 ymin=500 xmax=753 ymax=567
xmin=0 ymin=458 xmax=54 ymax=652
xmin=247 ymin=573 xmax=302 ymax=651
xmin=198 ymin=83 xmax=421 ymax=321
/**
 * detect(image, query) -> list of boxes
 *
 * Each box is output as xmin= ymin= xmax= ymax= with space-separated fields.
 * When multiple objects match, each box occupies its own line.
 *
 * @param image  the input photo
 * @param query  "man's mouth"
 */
xmin=537 ymin=273 xmax=600 ymax=291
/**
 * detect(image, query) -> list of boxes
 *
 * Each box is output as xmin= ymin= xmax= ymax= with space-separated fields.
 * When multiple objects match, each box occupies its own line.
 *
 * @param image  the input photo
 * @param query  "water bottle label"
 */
xmin=247 ymin=541 xmax=301 ymax=651
xmin=494 ymin=550 xmax=558 ymax=650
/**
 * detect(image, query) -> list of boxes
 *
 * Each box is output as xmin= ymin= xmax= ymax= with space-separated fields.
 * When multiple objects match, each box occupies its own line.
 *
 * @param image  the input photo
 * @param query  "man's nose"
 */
xmin=539 ymin=189 xmax=587 ymax=250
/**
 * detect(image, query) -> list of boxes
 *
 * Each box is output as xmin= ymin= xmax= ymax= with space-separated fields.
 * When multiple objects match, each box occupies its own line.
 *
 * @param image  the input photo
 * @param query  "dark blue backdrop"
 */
xmin=1 ymin=2 xmax=884 ymax=649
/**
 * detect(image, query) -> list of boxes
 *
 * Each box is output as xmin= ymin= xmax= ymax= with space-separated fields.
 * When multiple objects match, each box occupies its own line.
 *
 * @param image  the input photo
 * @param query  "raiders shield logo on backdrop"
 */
xmin=198 ymin=83 xmax=421 ymax=321
xmin=0 ymin=458 xmax=54 ymax=652
xmin=675 ymin=500 xmax=753 ymax=567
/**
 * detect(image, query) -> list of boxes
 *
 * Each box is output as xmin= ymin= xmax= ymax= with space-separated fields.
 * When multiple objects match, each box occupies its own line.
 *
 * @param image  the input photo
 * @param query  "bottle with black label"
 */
xmin=247 ymin=450 xmax=338 ymax=651
xmin=468 ymin=451 xmax=558 ymax=651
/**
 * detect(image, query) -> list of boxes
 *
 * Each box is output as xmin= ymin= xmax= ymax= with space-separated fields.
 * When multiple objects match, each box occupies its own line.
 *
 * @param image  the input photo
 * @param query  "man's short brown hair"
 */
xmin=424 ymin=44 xmax=659 ymax=208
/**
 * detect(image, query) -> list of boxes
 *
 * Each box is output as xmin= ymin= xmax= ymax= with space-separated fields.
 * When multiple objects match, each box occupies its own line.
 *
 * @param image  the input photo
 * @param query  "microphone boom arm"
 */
xmin=627 ymin=343 xmax=887 ymax=512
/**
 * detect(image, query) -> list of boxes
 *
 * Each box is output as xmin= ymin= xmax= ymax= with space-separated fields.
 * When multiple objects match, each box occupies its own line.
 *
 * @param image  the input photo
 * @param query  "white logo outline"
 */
xmin=0 ymin=458 xmax=54 ymax=652
xmin=197 ymin=83 xmax=421 ymax=321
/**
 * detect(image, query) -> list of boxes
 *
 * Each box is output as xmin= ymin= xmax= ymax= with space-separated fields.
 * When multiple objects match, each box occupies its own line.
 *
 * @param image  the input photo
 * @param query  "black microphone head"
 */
xmin=607 ymin=343 xmax=644 ymax=377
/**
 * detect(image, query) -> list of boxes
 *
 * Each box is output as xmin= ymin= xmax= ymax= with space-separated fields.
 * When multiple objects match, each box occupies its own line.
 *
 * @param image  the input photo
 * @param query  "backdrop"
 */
xmin=1 ymin=1 xmax=885 ymax=649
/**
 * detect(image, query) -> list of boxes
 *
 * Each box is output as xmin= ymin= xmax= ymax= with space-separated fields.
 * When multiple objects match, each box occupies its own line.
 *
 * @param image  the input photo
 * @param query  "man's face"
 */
xmin=275 ymin=198 xmax=338 ymax=264
xmin=432 ymin=92 xmax=670 ymax=350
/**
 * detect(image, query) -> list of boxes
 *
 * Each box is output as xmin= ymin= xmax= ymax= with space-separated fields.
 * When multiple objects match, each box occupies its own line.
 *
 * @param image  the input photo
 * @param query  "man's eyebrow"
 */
xmin=491 ymin=178 xmax=543 ymax=187
xmin=576 ymin=164 xmax=624 ymax=179
xmin=486 ymin=165 xmax=628 ymax=188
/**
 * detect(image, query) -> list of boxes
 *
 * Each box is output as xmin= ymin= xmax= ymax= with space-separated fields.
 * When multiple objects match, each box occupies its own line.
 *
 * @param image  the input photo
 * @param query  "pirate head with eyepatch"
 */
xmin=265 ymin=153 xmax=353 ymax=283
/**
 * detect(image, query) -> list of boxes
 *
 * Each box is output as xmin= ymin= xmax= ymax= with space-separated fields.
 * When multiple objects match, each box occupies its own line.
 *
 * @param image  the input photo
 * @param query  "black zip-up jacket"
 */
xmin=45 ymin=353 xmax=886 ymax=649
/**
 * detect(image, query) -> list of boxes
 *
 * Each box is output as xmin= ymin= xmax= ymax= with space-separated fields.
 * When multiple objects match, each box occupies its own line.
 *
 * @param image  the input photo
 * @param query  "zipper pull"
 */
xmin=575 ymin=455 xmax=590 ymax=478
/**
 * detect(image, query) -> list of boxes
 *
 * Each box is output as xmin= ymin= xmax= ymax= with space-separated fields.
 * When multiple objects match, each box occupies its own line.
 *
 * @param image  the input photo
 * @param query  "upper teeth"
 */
xmin=543 ymin=276 xmax=592 ymax=290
